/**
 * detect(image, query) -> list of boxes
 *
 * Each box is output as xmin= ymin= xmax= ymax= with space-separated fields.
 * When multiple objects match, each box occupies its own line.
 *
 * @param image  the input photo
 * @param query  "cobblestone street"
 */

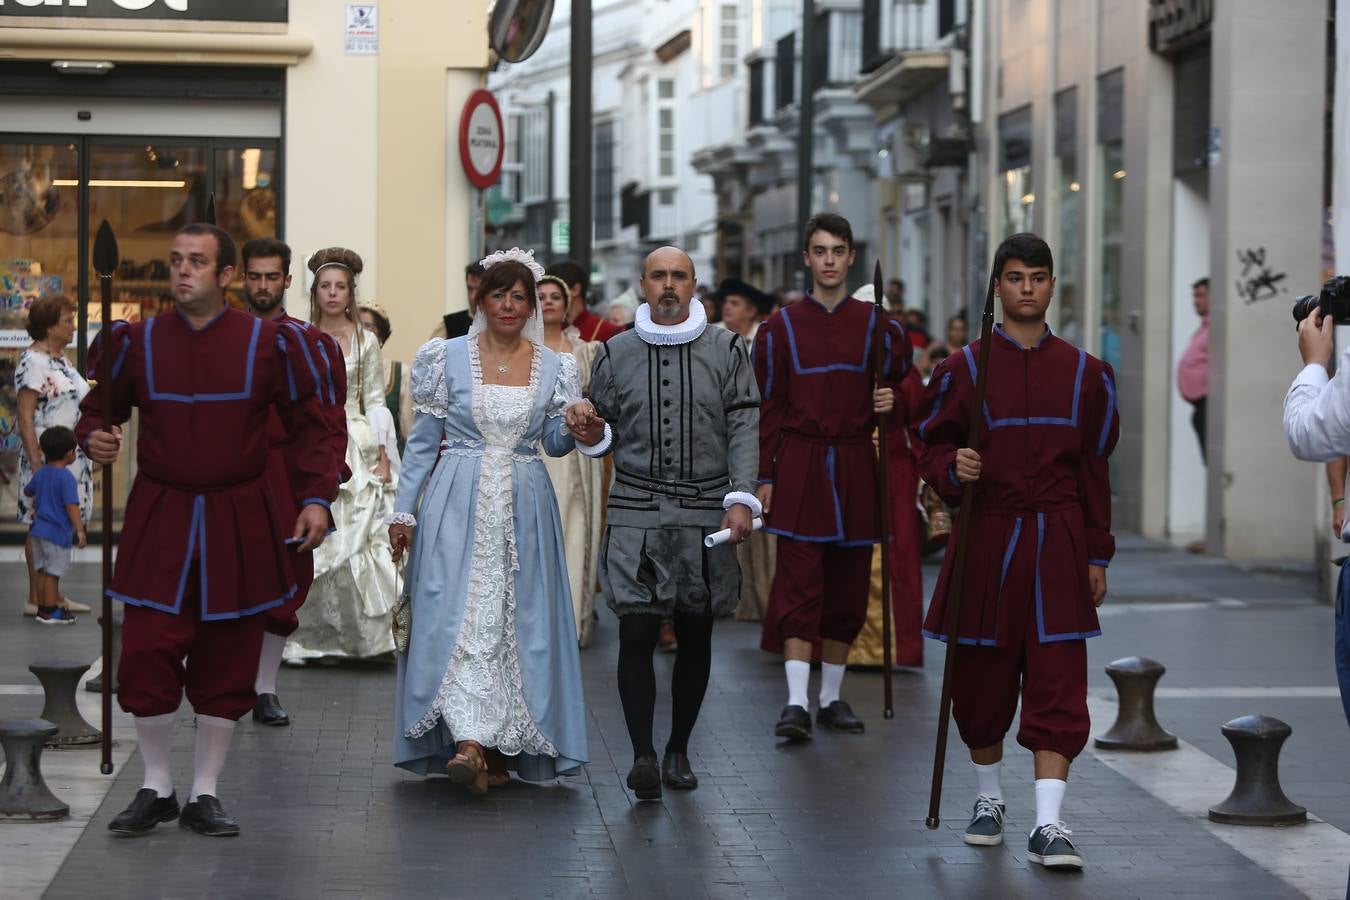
xmin=1 ymin=535 xmax=1346 ymax=899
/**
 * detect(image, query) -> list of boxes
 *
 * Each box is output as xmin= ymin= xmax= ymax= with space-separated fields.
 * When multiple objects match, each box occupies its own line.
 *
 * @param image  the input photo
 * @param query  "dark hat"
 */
xmin=716 ymin=278 xmax=773 ymax=315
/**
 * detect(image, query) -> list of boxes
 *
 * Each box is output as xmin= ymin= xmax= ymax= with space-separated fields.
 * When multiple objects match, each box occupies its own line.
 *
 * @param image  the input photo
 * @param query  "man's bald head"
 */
xmin=640 ymin=245 xmax=697 ymax=324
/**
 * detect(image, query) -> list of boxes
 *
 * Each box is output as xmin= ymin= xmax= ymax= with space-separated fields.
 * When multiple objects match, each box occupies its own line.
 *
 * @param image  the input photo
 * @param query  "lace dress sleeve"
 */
xmin=548 ymin=351 xmax=582 ymax=418
xmin=410 ymin=338 xmax=450 ymax=419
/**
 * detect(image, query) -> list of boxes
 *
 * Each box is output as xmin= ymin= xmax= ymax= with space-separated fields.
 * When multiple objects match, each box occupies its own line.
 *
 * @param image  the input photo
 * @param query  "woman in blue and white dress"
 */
xmin=387 ymin=249 xmax=601 ymax=794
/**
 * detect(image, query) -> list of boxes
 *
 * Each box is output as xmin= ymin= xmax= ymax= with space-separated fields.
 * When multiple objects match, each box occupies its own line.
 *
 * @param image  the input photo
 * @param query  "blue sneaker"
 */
xmin=963 ymin=795 xmax=1006 ymax=846
xmin=1028 ymin=823 xmax=1084 ymax=870
xmin=36 ymin=606 xmax=76 ymax=626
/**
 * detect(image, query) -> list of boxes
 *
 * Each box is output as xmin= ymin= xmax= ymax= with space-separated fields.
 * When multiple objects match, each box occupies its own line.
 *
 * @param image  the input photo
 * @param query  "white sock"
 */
xmin=1034 ymin=778 xmax=1067 ymax=830
xmin=974 ymin=761 xmax=1003 ymax=801
xmin=134 ymin=712 xmax=177 ymax=798
xmin=254 ymin=631 xmax=286 ymax=695
xmin=190 ymin=715 xmax=236 ymax=802
xmin=818 ymin=662 xmax=846 ymax=707
xmin=784 ymin=660 xmax=810 ymax=709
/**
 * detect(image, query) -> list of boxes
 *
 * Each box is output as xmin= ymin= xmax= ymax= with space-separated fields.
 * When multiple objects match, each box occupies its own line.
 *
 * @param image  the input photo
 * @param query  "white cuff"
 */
xmin=384 ymin=512 xmax=417 ymax=527
xmin=576 ymin=423 xmax=613 ymax=458
xmin=723 ymin=490 xmax=763 ymax=518
xmin=1294 ymin=362 xmax=1331 ymax=389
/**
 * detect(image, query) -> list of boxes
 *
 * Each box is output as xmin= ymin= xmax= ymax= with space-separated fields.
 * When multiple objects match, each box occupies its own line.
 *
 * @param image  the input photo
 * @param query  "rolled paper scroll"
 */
xmin=703 ymin=517 xmax=765 ymax=548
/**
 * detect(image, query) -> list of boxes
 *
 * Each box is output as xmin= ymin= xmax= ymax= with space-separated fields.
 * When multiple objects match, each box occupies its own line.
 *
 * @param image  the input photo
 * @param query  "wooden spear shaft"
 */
xmin=924 ymin=266 xmax=998 ymax=829
xmin=93 ymin=220 xmax=118 ymax=776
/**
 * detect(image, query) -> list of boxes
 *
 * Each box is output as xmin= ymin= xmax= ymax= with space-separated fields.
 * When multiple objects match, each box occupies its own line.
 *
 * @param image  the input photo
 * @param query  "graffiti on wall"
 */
xmin=1235 ymin=247 xmax=1287 ymax=305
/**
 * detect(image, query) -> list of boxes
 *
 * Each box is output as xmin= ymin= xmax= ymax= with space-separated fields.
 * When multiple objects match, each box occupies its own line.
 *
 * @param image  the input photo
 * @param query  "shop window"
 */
xmin=1054 ymin=87 xmax=1081 ymax=345
xmin=999 ymin=105 xmax=1033 ymax=235
xmin=658 ymin=78 xmax=676 ymax=100
xmin=1097 ymin=68 xmax=1124 ymax=374
xmin=749 ymin=59 xmax=766 ymax=126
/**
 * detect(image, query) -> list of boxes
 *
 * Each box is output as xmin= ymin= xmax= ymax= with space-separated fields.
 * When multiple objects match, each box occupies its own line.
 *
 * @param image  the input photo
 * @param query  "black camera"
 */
xmin=1292 ymin=275 xmax=1350 ymax=325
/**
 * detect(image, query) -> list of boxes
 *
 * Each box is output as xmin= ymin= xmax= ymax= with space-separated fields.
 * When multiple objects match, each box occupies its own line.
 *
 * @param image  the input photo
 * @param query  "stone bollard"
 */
xmin=1208 ymin=715 xmax=1307 ymax=826
xmin=0 ymin=719 xmax=69 ymax=820
xmin=86 ymin=613 xmax=122 ymax=694
xmin=1094 ymin=656 xmax=1178 ymax=751
xmin=29 ymin=662 xmax=100 ymax=747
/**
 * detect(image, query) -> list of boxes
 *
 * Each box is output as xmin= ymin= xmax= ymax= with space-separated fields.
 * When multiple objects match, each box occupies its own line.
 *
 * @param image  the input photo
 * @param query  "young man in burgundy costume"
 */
xmin=239 ymin=237 xmax=350 ymax=726
xmin=753 ymin=213 xmax=910 ymax=739
xmin=913 ymin=232 xmax=1118 ymax=870
xmin=79 ymin=224 xmax=341 ymax=837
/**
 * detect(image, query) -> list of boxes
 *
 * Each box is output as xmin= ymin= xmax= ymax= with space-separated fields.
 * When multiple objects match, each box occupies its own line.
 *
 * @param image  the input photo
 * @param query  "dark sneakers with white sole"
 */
xmin=1028 ymin=823 xmax=1084 ymax=870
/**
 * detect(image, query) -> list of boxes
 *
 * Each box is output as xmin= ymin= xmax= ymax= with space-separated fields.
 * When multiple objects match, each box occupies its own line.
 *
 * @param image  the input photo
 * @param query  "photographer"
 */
xmin=1282 ymin=302 xmax=1350 ymax=729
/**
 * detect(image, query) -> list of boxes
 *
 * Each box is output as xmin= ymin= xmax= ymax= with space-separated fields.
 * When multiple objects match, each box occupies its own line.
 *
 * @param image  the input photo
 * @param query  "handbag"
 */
xmin=391 ymin=562 xmax=411 ymax=654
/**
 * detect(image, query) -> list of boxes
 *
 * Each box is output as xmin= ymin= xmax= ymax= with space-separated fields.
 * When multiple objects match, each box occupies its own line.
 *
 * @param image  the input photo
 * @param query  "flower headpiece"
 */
xmin=480 ymin=247 xmax=545 ymax=283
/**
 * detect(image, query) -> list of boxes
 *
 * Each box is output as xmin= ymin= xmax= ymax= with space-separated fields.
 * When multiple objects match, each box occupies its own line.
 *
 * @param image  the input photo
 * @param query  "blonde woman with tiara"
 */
xmin=285 ymin=247 xmax=399 ymax=664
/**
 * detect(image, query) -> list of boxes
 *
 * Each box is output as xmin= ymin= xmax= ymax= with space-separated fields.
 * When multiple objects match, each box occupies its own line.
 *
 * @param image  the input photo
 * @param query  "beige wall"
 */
xmin=285 ymin=0 xmax=488 ymax=369
xmin=283 ymin=0 xmax=379 ymax=326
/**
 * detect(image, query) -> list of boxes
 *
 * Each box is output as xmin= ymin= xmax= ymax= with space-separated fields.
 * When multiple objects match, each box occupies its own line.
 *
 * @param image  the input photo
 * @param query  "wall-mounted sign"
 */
xmin=0 ymin=0 xmax=288 ymax=24
xmin=345 ymin=4 xmax=376 ymax=55
xmin=1148 ymin=0 xmax=1212 ymax=55
xmin=459 ymin=89 xmax=504 ymax=191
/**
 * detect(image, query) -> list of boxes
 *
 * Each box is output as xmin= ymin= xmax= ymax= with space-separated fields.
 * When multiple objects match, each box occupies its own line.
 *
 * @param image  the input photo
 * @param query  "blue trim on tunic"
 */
xmin=999 ymin=517 xmax=1023 ymax=594
xmin=763 ymin=331 xmax=774 ymax=398
xmin=314 ymin=340 xmax=337 ymax=405
xmin=781 ymin=303 xmax=875 ymax=374
xmin=918 ymin=372 xmax=951 ymax=439
xmin=277 ymin=333 xmax=298 ymax=401
xmin=1097 ymin=370 xmax=1117 ymax=456
xmin=111 ymin=334 xmax=130 ymax=379
xmin=146 ymin=315 xmax=261 ymax=403
xmin=961 ymin=343 xmax=1086 ymax=429
xmin=921 ymin=628 xmax=998 ymax=647
xmin=1033 ymin=511 xmax=1102 ymax=642
xmin=826 ymin=446 xmax=845 ymax=540
xmin=282 ymin=321 xmax=324 ymax=402
xmin=1089 ymin=557 xmax=1110 ymax=567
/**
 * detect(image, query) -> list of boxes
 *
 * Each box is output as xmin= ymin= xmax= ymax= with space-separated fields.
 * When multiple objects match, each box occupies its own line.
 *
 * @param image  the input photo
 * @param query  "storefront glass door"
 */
xmin=0 ymin=134 xmax=281 ymax=541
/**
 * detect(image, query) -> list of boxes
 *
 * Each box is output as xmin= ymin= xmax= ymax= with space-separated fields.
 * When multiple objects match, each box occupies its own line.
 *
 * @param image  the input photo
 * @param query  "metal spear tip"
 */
xmin=92 ymin=219 xmax=119 ymax=276
xmin=872 ymin=259 xmax=884 ymax=307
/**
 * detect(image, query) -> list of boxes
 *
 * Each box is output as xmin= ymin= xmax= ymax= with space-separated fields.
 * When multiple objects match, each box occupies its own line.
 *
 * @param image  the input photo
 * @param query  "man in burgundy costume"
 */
xmin=79 ymin=224 xmax=340 ymax=837
xmin=913 ymin=232 xmax=1118 ymax=870
xmin=753 ymin=213 xmax=910 ymax=740
xmin=240 ymin=237 xmax=350 ymax=726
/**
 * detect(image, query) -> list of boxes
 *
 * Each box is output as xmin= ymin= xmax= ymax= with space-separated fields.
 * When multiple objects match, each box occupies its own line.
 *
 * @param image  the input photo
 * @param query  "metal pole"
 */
xmin=569 ymin=0 xmax=593 ymax=273
xmin=796 ymin=0 xmax=816 ymax=291
xmin=546 ymin=89 xmax=556 ymax=264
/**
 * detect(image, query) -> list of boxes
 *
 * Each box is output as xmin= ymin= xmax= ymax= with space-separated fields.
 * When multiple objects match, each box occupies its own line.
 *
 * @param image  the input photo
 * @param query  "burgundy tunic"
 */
xmin=753 ymin=295 xmax=910 ymax=544
xmin=76 ymin=308 xmax=340 ymax=620
xmin=913 ymin=327 xmax=1118 ymax=646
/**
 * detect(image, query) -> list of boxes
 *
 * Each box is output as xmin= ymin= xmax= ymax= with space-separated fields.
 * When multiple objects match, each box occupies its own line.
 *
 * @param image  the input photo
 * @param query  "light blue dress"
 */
xmin=391 ymin=335 xmax=588 ymax=779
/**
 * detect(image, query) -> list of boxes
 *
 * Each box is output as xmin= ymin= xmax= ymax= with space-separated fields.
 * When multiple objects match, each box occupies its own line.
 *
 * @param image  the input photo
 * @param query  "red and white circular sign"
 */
xmin=459 ymin=89 xmax=505 ymax=190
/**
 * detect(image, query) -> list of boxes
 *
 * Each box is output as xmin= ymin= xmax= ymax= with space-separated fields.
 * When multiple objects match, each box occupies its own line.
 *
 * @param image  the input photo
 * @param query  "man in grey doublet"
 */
xmin=572 ymin=245 xmax=760 ymax=801
xmin=589 ymin=299 xmax=761 ymax=619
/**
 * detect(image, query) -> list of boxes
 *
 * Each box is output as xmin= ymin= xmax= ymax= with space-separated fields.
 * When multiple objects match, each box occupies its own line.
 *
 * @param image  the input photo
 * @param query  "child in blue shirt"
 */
xmin=24 ymin=426 xmax=86 ymax=625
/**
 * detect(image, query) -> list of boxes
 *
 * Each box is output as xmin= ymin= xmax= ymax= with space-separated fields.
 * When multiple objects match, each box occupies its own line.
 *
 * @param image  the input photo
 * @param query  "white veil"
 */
xmin=467 ymin=306 xmax=545 ymax=345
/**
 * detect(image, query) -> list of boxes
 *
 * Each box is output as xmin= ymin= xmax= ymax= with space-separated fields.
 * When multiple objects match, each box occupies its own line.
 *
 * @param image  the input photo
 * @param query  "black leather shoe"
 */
xmin=108 ymin=789 xmax=179 ymax=836
xmin=252 ymin=692 xmax=290 ymax=726
xmin=179 ymin=794 xmax=240 ymax=837
xmin=817 ymin=700 xmax=866 ymax=733
xmin=661 ymin=752 xmax=698 ymax=790
xmin=626 ymin=755 xmax=662 ymax=801
xmin=774 ymin=704 xmax=813 ymax=741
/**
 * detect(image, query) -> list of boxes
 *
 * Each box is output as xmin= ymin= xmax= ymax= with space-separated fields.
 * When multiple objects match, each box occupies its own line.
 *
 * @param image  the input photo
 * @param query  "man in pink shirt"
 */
xmin=1177 ymin=277 xmax=1209 ymax=461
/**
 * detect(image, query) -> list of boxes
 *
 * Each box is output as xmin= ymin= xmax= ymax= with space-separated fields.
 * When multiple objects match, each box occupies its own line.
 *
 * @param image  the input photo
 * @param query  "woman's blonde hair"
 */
xmin=308 ymin=247 xmax=368 ymax=413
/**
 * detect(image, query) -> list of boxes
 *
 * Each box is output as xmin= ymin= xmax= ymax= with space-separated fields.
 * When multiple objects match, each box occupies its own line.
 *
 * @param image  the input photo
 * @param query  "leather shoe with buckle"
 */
xmin=626 ymin=755 xmax=662 ymax=801
xmin=774 ymin=704 xmax=812 ymax=741
xmin=661 ymin=752 xmax=698 ymax=790
xmin=817 ymin=700 xmax=865 ymax=733
xmin=252 ymin=692 xmax=290 ymax=726
xmin=179 ymin=794 xmax=240 ymax=837
xmin=108 ymin=789 xmax=179 ymax=836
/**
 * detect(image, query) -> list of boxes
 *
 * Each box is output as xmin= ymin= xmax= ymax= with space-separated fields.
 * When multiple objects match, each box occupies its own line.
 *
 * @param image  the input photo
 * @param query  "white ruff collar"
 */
xmin=634 ymin=299 xmax=707 ymax=346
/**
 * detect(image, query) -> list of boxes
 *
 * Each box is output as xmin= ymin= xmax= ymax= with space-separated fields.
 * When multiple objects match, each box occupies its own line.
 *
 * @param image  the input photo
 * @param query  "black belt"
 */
xmin=614 ymin=467 xmax=729 ymax=500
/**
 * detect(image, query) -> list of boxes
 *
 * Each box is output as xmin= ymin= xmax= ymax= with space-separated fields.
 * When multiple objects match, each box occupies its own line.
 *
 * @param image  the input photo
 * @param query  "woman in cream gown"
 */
xmin=537 ymin=274 xmax=606 ymax=647
xmin=286 ymin=247 xmax=399 ymax=662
